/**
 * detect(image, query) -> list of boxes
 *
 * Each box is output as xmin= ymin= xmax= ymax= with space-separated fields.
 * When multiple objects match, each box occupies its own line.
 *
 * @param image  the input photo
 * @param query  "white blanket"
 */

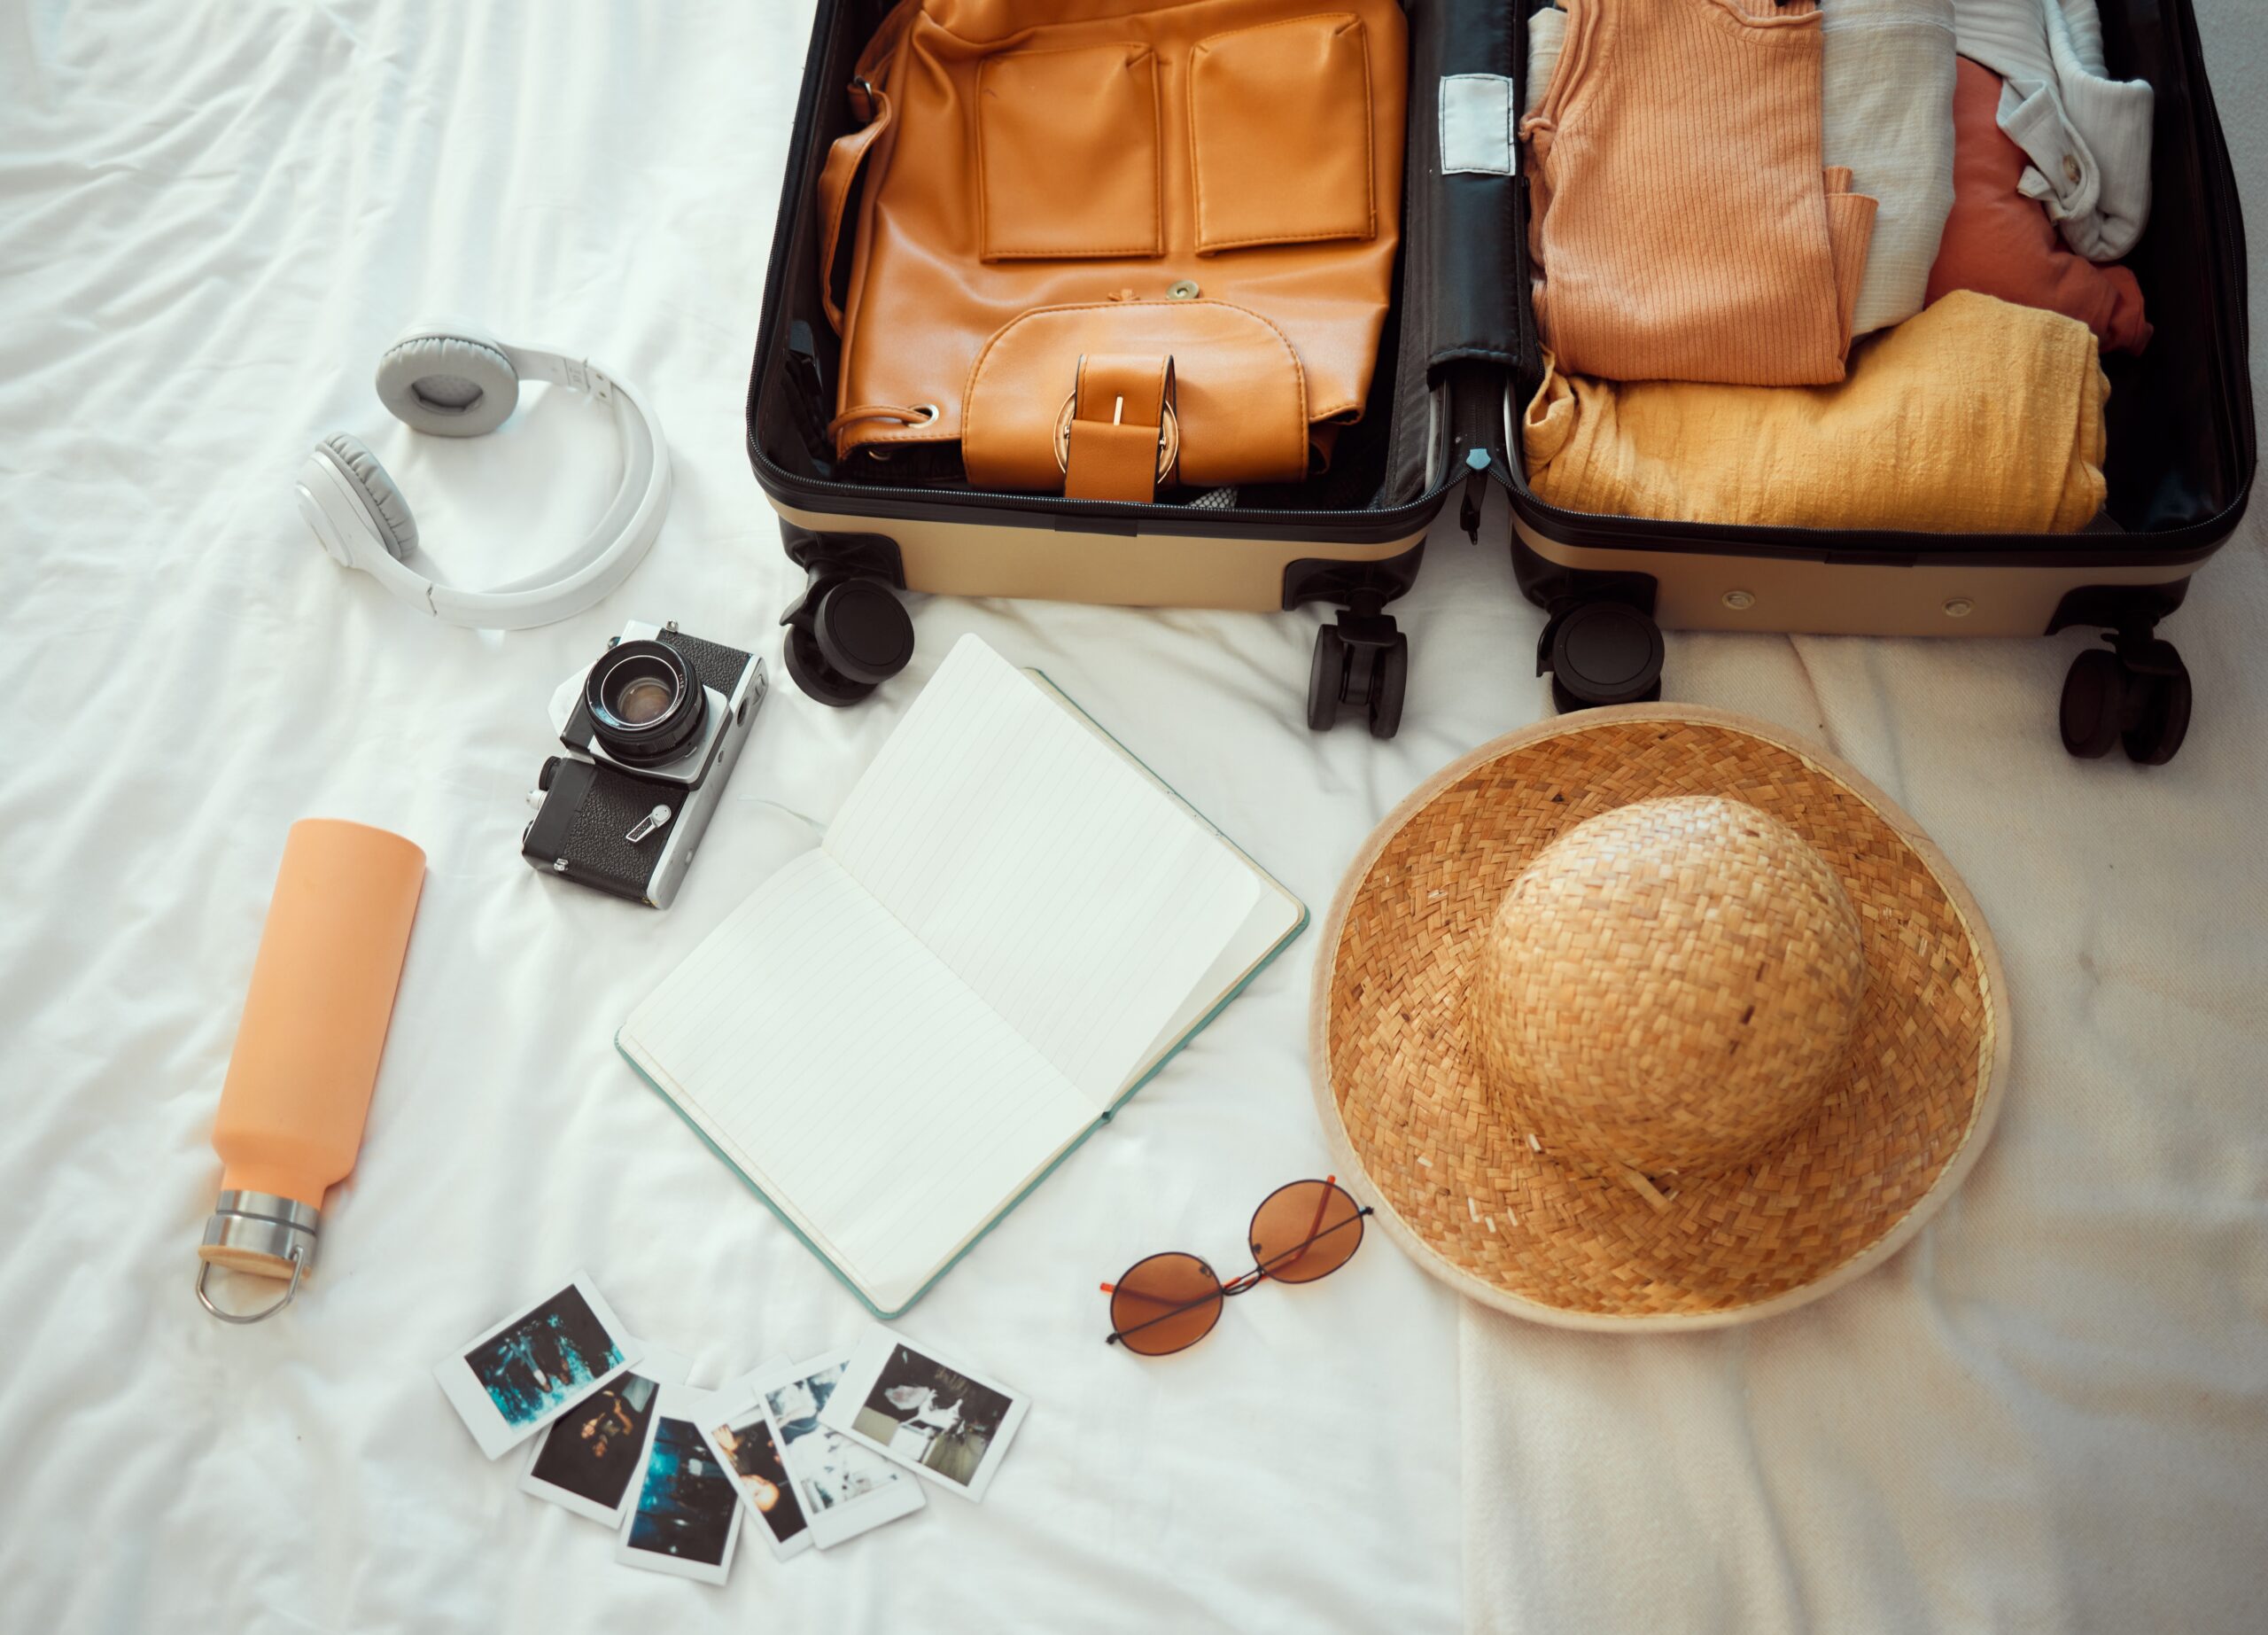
xmin=1 ymin=2 xmax=2261 ymax=1632
xmin=1467 ymin=8 xmax=2268 ymax=1628
xmin=1462 ymin=602 xmax=2268 ymax=1628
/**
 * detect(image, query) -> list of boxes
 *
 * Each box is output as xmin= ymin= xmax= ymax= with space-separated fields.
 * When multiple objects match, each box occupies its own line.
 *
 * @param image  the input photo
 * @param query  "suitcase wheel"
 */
xmin=2060 ymin=639 xmax=2192 ymax=766
xmin=1308 ymin=612 xmax=1408 ymax=739
xmin=781 ymin=576 xmax=914 ymax=707
xmin=1539 ymin=600 xmax=1664 ymax=713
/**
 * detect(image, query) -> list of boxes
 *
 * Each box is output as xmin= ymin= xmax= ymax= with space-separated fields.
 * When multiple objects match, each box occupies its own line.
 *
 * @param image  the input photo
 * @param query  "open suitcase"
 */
xmin=745 ymin=0 xmax=1502 ymax=738
xmin=745 ymin=0 xmax=2253 ymax=761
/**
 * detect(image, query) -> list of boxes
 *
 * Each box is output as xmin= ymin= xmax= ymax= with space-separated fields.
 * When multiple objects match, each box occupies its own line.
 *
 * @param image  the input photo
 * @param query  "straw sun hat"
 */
xmin=1311 ymin=706 xmax=2008 ymax=1330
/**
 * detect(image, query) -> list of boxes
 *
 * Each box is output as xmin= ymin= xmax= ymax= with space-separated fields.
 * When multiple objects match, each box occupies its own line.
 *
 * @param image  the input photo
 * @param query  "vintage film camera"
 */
xmin=521 ymin=620 xmax=765 ymax=908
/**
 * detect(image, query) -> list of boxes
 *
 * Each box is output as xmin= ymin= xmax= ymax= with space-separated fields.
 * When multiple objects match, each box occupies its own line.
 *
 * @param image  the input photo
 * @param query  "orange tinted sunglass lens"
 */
xmin=1108 ymin=1252 xmax=1225 ymax=1357
xmin=1248 ymin=1180 xmax=1364 ymax=1285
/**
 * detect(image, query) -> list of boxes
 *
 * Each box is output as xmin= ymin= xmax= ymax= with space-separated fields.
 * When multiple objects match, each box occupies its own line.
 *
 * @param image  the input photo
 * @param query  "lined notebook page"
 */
xmin=1027 ymin=674 xmax=1306 ymax=1086
xmin=824 ymin=637 xmax=1262 ymax=1106
xmin=618 ymin=848 xmax=1094 ymax=1311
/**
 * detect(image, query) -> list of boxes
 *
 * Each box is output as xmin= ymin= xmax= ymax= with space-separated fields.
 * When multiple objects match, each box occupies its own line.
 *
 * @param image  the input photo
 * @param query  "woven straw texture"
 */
xmin=1312 ymin=707 xmax=2007 ymax=1328
xmin=1473 ymin=797 xmax=1869 ymax=1178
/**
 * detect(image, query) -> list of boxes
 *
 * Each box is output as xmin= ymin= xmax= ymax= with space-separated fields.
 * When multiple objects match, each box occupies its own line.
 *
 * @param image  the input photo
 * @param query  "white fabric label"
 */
xmin=1439 ymin=74 xmax=1514 ymax=176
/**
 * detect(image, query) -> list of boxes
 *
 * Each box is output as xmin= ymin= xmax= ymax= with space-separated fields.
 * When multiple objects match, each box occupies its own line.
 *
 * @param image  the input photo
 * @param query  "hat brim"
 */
xmin=1310 ymin=706 xmax=2009 ymax=1330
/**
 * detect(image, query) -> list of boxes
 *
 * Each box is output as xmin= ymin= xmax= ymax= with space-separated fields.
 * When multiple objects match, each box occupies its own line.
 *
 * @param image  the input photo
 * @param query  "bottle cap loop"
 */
xmin=196 ymin=1247 xmax=305 ymax=1325
xmin=196 ymin=1190 xmax=321 ymax=1323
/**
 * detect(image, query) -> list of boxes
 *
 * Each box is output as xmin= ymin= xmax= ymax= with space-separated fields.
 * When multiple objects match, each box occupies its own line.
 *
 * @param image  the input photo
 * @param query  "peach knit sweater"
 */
xmin=1522 ymin=0 xmax=1877 ymax=385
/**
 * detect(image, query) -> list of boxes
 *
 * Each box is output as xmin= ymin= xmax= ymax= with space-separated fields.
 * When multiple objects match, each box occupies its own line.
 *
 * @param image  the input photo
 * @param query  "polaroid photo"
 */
xmin=754 ymin=1352 xmax=926 ymax=1548
xmin=432 ymin=1273 xmax=643 ymax=1460
xmin=698 ymin=1362 xmax=816 ymax=1563
xmin=818 ymin=1329 xmax=1029 ymax=1503
xmin=614 ymin=1384 xmax=745 ymax=1585
xmin=518 ymin=1345 xmax=688 ymax=1524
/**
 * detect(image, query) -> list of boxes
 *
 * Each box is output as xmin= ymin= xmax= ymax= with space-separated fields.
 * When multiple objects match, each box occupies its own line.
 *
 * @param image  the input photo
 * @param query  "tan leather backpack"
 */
xmin=819 ymin=0 xmax=1409 ymax=502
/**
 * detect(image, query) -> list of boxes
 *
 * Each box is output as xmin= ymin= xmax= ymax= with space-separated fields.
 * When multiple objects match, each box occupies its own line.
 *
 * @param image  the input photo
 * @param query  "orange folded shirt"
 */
xmin=1925 ymin=57 xmax=2151 ymax=354
xmin=1522 ymin=0 xmax=1876 ymax=385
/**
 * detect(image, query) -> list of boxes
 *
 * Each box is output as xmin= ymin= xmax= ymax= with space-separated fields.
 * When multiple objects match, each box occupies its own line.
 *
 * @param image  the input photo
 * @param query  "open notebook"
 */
xmin=617 ymin=635 xmax=1304 ymax=1317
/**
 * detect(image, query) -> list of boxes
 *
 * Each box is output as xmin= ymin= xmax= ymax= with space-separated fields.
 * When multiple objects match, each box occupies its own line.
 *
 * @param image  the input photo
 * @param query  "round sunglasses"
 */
xmin=1101 ymin=1178 xmax=1373 ymax=1357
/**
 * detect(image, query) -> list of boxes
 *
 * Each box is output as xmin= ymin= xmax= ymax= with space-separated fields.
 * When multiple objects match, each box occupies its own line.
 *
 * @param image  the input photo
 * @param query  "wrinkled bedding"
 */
xmin=1 ymin=2 xmax=2262 ymax=1633
xmin=0 ymin=4 xmax=1461 ymax=1630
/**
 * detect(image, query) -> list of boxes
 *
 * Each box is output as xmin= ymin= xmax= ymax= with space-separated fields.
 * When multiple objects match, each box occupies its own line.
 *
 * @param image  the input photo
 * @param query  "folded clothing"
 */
xmin=1523 ymin=4 xmax=1564 ymax=121
xmin=1523 ymin=290 xmax=2109 ymax=533
xmin=1526 ymin=0 xmax=1952 ymax=337
xmin=1953 ymin=0 xmax=2152 ymax=261
xmin=1821 ymin=0 xmax=1959 ymax=335
xmin=1929 ymin=57 xmax=2150 ymax=352
xmin=1521 ymin=0 xmax=1876 ymax=386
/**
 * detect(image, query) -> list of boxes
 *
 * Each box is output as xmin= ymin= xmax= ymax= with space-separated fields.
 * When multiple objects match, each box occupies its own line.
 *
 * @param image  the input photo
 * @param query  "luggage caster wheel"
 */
xmin=785 ymin=622 xmax=875 ymax=706
xmin=1540 ymin=600 xmax=1663 ymax=712
xmin=1308 ymin=625 xmax=1347 ymax=731
xmin=2058 ymin=649 xmax=2126 ymax=759
xmin=781 ymin=578 xmax=913 ymax=707
xmin=2123 ymin=653 xmax=2191 ymax=767
xmin=813 ymin=578 xmax=913 ymax=686
xmin=1368 ymin=633 xmax=1408 ymax=740
xmin=1306 ymin=613 xmax=1407 ymax=738
xmin=2060 ymin=642 xmax=2192 ymax=765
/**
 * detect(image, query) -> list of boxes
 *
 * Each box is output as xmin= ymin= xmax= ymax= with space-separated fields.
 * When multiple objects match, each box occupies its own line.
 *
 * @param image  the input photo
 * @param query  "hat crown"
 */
xmin=1472 ymin=796 xmax=1866 ymax=1178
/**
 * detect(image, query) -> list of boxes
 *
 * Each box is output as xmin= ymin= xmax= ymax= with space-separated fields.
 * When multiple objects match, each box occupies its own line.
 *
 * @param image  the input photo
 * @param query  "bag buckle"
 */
xmin=1053 ymin=354 xmax=1179 ymax=488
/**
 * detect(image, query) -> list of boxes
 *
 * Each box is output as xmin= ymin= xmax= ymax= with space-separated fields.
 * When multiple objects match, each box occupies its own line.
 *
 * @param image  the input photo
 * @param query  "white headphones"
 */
xmin=296 ymin=323 xmax=671 ymax=629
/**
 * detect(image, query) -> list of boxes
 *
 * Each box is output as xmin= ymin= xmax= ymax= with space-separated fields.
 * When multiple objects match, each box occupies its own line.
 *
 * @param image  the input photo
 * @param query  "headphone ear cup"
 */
xmin=376 ymin=330 xmax=519 ymax=437
xmin=319 ymin=433 xmax=419 ymax=561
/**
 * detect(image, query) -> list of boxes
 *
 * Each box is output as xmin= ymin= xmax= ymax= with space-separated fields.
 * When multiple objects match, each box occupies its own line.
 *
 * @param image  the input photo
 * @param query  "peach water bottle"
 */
xmin=196 ymin=819 xmax=424 ymax=1323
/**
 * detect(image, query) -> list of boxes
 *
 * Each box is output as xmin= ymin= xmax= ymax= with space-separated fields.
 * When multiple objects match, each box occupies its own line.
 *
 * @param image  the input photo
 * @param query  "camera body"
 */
xmin=521 ymin=619 xmax=765 ymax=908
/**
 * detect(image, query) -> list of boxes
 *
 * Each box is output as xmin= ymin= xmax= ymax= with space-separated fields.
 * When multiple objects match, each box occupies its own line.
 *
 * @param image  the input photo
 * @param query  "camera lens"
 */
xmin=614 ymin=678 xmax=675 ymax=724
xmin=585 ymin=640 xmax=704 ymax=767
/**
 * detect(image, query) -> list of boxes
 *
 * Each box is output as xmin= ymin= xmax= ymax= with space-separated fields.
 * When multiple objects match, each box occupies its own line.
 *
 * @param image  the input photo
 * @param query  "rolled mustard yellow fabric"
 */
xmin=1522 ymin=291 xmax=2109 ymax=533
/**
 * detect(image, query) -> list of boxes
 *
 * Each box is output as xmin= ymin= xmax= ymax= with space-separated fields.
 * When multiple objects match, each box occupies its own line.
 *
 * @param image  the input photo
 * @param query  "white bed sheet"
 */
xmin=2 ymin=2 xmax=2262 ymax=1632
xmin=1 ymin=4 xmax=1464 ymax=1631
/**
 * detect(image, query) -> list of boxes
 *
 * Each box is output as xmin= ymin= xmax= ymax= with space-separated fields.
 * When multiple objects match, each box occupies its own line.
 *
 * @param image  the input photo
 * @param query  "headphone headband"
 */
xmin=296 ymin=325 xmax=672 ymax=630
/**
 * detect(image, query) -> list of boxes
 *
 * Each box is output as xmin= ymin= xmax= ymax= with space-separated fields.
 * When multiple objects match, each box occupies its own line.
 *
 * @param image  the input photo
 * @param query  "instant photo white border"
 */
xmin=613 ymin=1384 xmax=744 ymax=1585
xmin=698 ymin=1360 xmax=817 ymax=1563
xmin=818 ymin=1328 xmax=1029 ymax=1503
xmin=432 ymin=1273 xmax=644 ymax=1460
xmin=752 ymin=1351 xmax=926 ymax=1549
xmin=517 ymin=1345 xmax=687 ymax=1524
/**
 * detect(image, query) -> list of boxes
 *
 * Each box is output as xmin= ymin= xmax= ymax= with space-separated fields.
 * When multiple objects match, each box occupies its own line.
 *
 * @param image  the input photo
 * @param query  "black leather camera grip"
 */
xmin=522 ymin=758 xmax=665 ymax=904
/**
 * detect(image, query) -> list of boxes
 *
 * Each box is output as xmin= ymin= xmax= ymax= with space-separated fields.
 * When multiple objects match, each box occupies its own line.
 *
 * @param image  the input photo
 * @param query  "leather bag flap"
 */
xmin=961 ymin=300 xmax=1309 ymax=493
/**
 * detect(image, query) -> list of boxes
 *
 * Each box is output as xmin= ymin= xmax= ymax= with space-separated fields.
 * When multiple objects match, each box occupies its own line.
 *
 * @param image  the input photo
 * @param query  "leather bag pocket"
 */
xmin=962 ymin=300 xmax=1309 ymax=492
xmin=977 ymin=43 xmax=1163 ymax=261
xmin=1188 ymin=14 xmax=1375 ymax=254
